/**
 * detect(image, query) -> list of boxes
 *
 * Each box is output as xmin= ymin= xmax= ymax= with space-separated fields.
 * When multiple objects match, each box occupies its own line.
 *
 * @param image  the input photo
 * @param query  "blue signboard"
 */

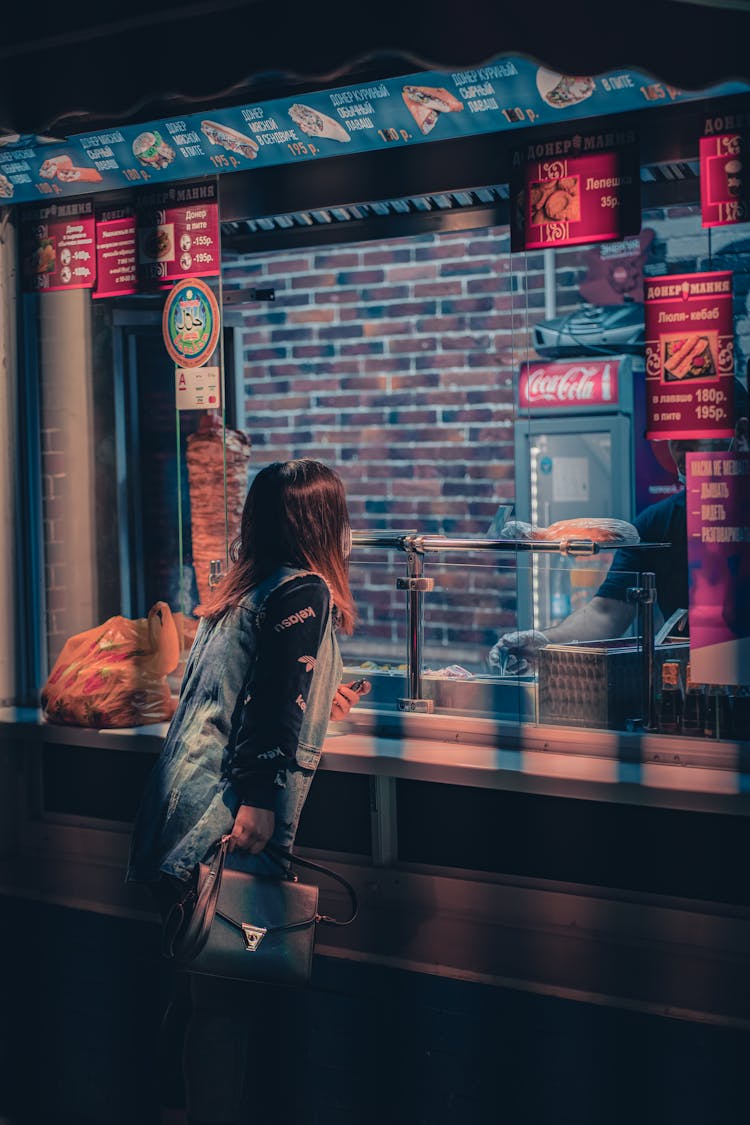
xmin=0 ymin=58 xmax=747 ymax=207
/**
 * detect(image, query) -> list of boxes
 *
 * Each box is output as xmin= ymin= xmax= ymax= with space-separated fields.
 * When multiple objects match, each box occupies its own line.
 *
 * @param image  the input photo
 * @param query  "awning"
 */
xmin=3 ymin=0 xmax=750 ymax=139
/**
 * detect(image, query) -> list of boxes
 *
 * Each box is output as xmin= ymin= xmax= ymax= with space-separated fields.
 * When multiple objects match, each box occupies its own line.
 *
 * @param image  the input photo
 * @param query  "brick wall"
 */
xmin=226 ymin=225 xmax=586 ymax=665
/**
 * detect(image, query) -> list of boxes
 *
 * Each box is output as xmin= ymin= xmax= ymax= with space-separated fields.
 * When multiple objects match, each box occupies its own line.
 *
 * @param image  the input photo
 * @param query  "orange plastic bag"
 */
xmin=41 ymin=602 xmax=180 ymax=728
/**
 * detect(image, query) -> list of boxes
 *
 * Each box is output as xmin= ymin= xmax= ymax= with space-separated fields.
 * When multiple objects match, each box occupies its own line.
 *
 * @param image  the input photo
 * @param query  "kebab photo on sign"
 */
xmin=400 ymin=85 xmax=464 ymax=135
xmin=662 ymin=330 xmax=718 ymax=381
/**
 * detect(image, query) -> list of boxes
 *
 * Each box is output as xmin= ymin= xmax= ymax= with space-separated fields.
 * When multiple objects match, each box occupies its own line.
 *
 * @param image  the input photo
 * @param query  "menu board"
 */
xmin=645 ymin=271 xmax=735 ymax=440
xmin=511 ymin=141 xmax=640 ymax=251
xmin=137 ymin=182 xmax=220 ymax=284
xmin=93 ymin=208 xmax=137 ymax=298
xmin=686 ymin=451 xmax=750 ymax=685
xmin=700 ymin=133 xmax=750 ymax=227
xmin=22 ymin=201 xmax=95 ymax=292
xmin=0 ymin=61 xmax=747 ymax=206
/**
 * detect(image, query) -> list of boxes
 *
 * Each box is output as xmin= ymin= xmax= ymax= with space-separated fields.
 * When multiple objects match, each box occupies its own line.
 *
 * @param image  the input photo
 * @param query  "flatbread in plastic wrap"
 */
xmin=533 ymin=518 xmax=639 ymax=545
xmin=41 ymin=602 xmax=180 ymax=728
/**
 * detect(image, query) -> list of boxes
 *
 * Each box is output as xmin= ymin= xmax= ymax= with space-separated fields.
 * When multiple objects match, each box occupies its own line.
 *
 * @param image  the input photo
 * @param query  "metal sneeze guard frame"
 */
xmin=350 ymin=532 xmax=665 ymax=727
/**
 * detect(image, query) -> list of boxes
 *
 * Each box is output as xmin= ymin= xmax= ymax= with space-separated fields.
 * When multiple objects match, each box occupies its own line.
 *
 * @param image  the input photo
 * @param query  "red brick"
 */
xmin=384 ymin=265 xmax=439 ymax=282
xmin=363 ymin=320 xmax=411 ymax=338
xmin=439 ymin=260 xmax=493 ymax=276
xmin=361 ymin=285 xmax=410 ymax=301
xmin=287 ymin=308 xmax=336 ymax=324
xmin=292 ymin=344 xmax=336 ymax=357
xmin=312 ymin=289 xmax=358 ymax=304
xmin=265 ymin=257 xmax=312 ymax=274
xmin=291 ymin=273 xmax=337 ymax=289
xmin=389 ymin=337 xmax=437 ymax=354
xmin=270 ymin=327 xmax=314 ymax=343
xmin=313 ymin=251 xmax=360 ymax=268
xmin=413 ymin=281 xmax=463 ymax=298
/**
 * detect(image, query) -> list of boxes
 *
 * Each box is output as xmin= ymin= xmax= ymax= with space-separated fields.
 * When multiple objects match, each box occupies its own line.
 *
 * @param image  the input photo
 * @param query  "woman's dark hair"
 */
xmin=202 ymin=459 xmax=356 ymax=634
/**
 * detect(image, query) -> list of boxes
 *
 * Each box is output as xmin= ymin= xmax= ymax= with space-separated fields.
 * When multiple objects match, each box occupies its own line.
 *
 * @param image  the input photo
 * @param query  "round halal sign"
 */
xmin=162 ymin=277 xmax=221 ymax=368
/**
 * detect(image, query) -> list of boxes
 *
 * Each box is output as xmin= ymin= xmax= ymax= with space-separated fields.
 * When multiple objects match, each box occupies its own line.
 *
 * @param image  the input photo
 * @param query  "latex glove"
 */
xmin=330 ymin=679 xmax=372 ymax=721
xmin=229 ymin=805 xmax=275 ymax=855
xmin=488 ymin=629 xmax=550 ymax=672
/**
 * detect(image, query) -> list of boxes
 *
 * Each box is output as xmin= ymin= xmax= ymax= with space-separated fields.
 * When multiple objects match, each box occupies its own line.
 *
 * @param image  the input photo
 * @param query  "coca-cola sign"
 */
xmin=518 ymin=361 xmax=620 ymax=409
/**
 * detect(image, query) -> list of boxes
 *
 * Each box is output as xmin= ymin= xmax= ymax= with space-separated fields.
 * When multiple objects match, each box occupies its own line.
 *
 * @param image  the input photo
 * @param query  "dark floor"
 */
xmin=0 ymin=896 xmax=747 ymax=1125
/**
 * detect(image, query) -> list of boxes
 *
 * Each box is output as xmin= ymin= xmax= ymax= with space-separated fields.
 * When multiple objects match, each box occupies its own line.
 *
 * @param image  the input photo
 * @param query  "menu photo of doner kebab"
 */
xmin=39 ymin=154 xmax=102 ymax=183
xmin=401 ymin=85 xmax=463 ymax=135
xmin=287 ymin=104 xmax=351 ymax=143
xmin=662 ymin=331 xmax=718 ymax=381
xmin=132 ymin=130 xmax=176 ymax=170
xmin=201 ymin=120 xmax=259 ymax=160
xmin=535 ymin=68 xmax=596 ymax=109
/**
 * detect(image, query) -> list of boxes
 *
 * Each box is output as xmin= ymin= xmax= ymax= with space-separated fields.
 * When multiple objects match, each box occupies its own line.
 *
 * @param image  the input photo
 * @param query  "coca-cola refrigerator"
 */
xmin=513 ymin=354 xmax=649 ymax=632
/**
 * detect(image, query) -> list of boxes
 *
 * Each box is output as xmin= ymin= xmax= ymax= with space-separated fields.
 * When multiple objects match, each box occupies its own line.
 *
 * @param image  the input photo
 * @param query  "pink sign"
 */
xmin=518 ymin=360 xmax=619 ymax=409
xmin=511 ymin=145 xmax=640 ymax=251
xmin=137 ymin=181 xmax=220 ymax=285
xmin=645 ymin=271 xmax=735 ymax=441
xmin=700 ymin=133 xmax=749 ymax=228
xmin=93 ymin=212 xmax=137 ymax=299
xmin=686 ymin=451 xmax=750 ymax=685
xmin=23 ymin=201 xmax=95 ymax=292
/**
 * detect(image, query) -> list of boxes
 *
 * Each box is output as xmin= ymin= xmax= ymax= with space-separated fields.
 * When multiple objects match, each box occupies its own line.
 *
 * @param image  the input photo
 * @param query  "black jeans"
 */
xmin=152 ymin=878 xmax=285 ymax=1125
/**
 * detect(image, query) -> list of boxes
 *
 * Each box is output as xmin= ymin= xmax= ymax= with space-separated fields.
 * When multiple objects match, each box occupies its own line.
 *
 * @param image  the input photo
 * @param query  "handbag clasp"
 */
xmin=242 ymin=923 xmax=267 ymax=951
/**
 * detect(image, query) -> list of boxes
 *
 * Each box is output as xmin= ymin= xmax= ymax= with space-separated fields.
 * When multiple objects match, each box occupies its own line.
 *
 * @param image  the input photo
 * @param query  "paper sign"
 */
xmin=700 ymin=133 xmax=750 ymax=227
xmin=511 ymin=143 xmax=640 ymax=251
xmin=22 ymin=201 xmax=96 ymax=292
xmin=93 ymin=211 xmax=137 ymax=298
xmin=645 ymin=271 xmax=735 ymax=440
xmin=175 ymin=366 xmax=222 ymax=410
xmin=687 ymin=451 xmax=750 ymax=685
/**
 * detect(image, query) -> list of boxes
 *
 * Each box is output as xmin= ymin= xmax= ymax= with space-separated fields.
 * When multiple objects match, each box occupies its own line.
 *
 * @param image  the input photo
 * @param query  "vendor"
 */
xmin=489 ymin=386 xmax=749 ymax=669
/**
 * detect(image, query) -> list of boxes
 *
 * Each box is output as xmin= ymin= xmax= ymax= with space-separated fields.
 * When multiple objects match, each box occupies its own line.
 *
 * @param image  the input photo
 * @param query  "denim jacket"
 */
xmin=127 ymin=567 xmax=342 ymax=883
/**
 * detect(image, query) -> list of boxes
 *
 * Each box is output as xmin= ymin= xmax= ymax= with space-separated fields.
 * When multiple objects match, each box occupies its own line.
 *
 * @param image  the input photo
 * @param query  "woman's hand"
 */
xmin=330 ymin=679 xmax=371 ymax=721
xmin=229 ymin=804 xmax=275 ymax=854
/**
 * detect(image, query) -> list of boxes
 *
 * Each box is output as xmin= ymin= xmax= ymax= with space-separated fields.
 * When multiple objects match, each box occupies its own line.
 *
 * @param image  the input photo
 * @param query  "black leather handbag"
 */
xmin=162 ymin=836 xmax=358 ymax=987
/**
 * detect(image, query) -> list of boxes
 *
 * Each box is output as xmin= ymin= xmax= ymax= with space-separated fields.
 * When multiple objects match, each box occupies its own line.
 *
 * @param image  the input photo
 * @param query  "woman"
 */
xmin=128 ymin=459 xmax=368 ymax=1125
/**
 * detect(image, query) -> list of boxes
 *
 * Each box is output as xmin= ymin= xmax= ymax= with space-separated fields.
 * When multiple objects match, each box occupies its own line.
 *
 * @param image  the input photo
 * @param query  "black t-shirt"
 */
xmin=597 ymin=490 xmax=687 ymax=622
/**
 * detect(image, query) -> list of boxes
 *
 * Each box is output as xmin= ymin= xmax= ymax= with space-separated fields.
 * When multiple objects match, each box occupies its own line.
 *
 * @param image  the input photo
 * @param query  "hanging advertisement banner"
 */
xmin=163 ymin=277 xmax=221 ymax=368
xmin=699 ymin=132 xmax=750 ymax=227
xmin=137 ymin=181 xmax=220 ymax=285
xmin=644 ymin=271 xmax=735 ymax=440
xmin=687 ymin=451 xmax=750 ymax=685
xmin=510 ymin=137 xmax=640 ymax=251
xmin=0 ymin=64 xmax=747 ymax=206
xmin=22 ymin=200 xmax=96 ymax=292
xmin=93 ymin=208 xmax=137 ymax=298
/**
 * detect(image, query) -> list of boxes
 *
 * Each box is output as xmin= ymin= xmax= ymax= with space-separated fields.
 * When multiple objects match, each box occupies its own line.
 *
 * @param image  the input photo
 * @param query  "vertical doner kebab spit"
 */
xmin=186 ymin=413 xmax=252 ymax=609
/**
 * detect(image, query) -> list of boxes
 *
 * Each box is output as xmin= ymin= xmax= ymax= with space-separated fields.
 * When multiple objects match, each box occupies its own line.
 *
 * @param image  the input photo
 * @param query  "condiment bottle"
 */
xmin=682 ymin=664 xmax=705 ymax=737
xmin=704 ymin=684 xmax=732 ymax=740
xmin=658 ymin=661 xmax=684 ymax=735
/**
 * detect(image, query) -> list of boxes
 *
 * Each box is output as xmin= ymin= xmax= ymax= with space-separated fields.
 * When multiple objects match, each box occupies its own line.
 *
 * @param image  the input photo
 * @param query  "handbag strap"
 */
xmin=169 ymin=835 xmax=229 ymax=960
xmin=265 ymin=841 xmax=358 ymax=927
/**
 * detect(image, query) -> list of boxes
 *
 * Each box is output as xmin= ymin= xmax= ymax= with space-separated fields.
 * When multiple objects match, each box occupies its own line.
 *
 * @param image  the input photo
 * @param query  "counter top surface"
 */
xmin=2 ymin=706 xmax=749 ymax=815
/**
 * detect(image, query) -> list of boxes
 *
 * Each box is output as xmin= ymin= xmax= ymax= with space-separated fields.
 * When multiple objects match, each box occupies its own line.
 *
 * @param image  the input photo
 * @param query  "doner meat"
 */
xmin=186 ymin=414 xmax=252 ymax=608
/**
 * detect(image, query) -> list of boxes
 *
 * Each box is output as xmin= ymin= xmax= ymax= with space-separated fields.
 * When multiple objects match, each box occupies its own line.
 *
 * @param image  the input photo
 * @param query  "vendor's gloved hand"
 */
xmin=488 ymin=629 xmax=550 ymax=674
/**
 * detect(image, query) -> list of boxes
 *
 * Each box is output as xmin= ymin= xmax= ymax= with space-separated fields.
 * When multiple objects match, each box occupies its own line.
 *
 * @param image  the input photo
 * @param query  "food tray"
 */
xmin=537 ymin=639 xmax=689 ymax=730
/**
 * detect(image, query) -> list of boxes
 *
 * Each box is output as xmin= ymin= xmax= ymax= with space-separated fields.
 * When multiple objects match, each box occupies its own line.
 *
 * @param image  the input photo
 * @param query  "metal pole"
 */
xmin=639 ymin=572 xmax=657 ymax=730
